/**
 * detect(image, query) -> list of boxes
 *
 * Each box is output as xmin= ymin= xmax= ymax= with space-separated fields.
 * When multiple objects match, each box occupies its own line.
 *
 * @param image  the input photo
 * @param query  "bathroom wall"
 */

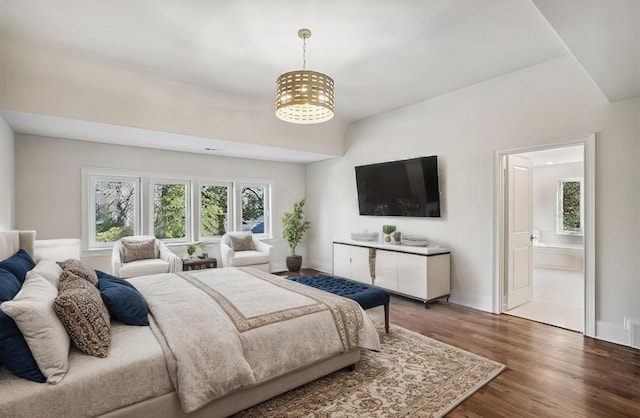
xmin=532 ymin=161 xmax=584 ymax=245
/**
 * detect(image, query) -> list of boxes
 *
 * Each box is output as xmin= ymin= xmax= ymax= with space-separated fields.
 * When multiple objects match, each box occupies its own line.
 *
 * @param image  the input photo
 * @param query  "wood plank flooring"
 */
xmin=279 ymin=269 xmax=640 ymax=417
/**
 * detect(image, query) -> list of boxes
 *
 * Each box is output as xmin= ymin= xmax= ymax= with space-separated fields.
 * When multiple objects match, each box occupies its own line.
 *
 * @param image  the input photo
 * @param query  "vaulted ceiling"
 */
xmin=1 ymin=0 xmax=638 ymax=161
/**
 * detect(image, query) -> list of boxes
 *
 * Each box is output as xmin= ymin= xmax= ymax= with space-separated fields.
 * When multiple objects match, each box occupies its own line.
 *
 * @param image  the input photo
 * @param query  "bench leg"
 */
xmin=384 ymin=303 xmax=389 ymax=333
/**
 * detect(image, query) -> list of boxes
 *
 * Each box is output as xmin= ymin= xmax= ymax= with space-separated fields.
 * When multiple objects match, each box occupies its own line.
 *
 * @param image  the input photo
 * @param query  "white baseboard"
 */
xmin=624 ymin=317 xmax=640 ymax=349
xmin=596 ymin=320 xmax=630 ymax=347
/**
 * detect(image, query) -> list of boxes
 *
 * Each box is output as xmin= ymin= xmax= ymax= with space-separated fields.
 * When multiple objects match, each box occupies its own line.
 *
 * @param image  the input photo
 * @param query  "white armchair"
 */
xmin=111 ymin=236 xmax=182 ymax=278
xmin=220 ymin=232 xmax=273 ymax=272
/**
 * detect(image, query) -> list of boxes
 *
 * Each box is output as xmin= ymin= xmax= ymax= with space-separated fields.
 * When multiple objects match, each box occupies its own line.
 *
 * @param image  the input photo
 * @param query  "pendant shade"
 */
xmin=275 ymin=29 xmax=334 ymax=124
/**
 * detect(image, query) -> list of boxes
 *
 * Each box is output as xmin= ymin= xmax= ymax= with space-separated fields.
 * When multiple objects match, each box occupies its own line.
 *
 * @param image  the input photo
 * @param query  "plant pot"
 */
xmin=286 ymin=255 xmax=302 ymax=272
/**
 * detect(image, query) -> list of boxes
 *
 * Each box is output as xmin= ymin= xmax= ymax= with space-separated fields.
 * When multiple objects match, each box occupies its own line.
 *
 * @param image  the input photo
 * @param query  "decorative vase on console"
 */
xmin=382 ymin=225 xmax=396 ymax=244
xmin=392 ymin=231 xmax=402 ymax=244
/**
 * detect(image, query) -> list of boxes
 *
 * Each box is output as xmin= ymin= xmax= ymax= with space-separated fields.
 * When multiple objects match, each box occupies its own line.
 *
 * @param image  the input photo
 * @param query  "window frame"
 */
xmin=84 ymin=168 xmax=273 ymax=251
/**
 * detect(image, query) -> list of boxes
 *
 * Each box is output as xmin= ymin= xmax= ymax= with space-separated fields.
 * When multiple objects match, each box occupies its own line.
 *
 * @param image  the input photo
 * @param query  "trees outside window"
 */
xmin=152 ymin=181 xmax=188 ymax=240
xmin=85 ymin=170 xmax=270 ymax=249
xmin=93 ymin=177 xmax=138 ymax=244
xmin=200 ymin=184 xmax=229 ymax=237
xmin=558 ymin=179 xmax=583 ymax=235
xmin=240 ymin=185 xmax=268 ymax=234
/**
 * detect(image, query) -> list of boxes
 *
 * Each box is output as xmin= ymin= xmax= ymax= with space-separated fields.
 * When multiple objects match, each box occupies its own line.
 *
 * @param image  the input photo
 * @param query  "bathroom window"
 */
xmin=557 ymin=179 xmax=583 ymax=235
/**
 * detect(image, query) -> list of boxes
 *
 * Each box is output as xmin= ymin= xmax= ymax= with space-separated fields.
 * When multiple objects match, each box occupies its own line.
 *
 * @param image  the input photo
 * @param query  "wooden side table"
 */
xmin=182 ymin=258 xmax=217 ymax=271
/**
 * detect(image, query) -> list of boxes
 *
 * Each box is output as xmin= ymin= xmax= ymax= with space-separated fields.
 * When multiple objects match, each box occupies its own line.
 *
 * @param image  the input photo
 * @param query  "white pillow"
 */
xmin=0 ymin=272 xmax=70 ymax=384
xmin=31 ymin=260 xmax=63 ymax=288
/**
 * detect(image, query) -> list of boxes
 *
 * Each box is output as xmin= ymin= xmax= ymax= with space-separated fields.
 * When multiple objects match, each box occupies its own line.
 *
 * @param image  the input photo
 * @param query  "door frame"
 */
xmin=493 ymin=134 xmax=595 ymax=337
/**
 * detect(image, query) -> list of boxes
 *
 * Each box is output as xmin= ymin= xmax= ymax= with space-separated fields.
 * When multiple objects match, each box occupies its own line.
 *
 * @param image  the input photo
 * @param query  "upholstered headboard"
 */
xmin=0 ymin=230 xmax=36 ymax=261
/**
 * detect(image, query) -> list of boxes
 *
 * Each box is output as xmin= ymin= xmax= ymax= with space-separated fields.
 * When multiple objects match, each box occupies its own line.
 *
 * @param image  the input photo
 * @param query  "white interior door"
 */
xmin=506 ymin=155 xmax=533 ymax=310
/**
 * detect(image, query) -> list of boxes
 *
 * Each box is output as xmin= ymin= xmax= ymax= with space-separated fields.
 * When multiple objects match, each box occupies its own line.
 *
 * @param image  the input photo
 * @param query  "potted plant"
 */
xmin=186 ymin=243 xmax=196 ymax=259
xmin=382 ymin=225 xmax=396 ymax=244
xmin=282 ymin=198 xmax=311 ymax=272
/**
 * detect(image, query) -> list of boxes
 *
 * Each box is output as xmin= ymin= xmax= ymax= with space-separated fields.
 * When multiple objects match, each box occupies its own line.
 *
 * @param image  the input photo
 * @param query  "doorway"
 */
xmin=495 ymin=136 xmax=595 ymax=336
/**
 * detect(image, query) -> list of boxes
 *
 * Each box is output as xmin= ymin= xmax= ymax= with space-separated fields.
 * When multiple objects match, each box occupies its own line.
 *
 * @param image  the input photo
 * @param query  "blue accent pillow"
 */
xmin=0 ymin=269 xmax=21 ymax=303
xmin=0 ymin=310 xmax=46 ymax=383
xmin=97 ymin=270 xmax=149 ymax=326
xmin=0 ymin=249 xmax=36 ymax=284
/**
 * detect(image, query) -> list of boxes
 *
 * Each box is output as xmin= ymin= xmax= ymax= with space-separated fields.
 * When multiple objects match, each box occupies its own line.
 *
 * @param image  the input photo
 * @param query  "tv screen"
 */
xmin=355 ymin=156 xmax=441 ymax=217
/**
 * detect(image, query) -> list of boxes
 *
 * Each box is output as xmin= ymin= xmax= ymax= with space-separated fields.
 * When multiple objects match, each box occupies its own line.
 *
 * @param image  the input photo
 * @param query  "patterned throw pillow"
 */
xmin=121 ymin=239 xmax=157 ymax=263
xmin=57 ymin=259 xmax=98 ymax=286
xmin=229 ymin=235 xmax=254 ymax=251
xmin=54 ymin=275 xmax=111 ymax=358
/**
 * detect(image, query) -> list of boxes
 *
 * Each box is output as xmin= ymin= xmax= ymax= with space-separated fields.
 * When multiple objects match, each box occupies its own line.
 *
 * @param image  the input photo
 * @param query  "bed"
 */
xmin=0 ymin=231 xmax=380 ymax=417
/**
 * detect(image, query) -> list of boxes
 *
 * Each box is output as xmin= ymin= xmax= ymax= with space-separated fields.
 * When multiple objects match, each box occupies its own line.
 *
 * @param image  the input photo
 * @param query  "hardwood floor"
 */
xmin=279 ymin=269 xmax=640 ymax=417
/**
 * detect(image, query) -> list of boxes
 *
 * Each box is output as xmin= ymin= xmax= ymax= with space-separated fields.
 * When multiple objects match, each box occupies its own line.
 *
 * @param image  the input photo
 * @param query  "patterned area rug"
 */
xmin=234 ymin=326 xmax=505 ymax=417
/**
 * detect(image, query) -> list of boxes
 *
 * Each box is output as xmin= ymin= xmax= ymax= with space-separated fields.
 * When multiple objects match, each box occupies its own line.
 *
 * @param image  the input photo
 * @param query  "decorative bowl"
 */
xmin=401 ymin=235 xmax=430 ymax=247
xmin=351 ymin=232 xmax=379 ymax=242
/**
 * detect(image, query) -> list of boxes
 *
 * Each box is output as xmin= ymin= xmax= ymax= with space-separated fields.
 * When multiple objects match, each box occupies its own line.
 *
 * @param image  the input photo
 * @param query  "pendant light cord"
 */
xmin=302 ymin=36 xmax=307 ymax=70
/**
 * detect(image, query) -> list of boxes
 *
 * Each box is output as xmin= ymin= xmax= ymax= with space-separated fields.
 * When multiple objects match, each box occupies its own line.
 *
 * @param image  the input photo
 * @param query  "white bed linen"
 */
xmin=130 ymin=267 xmax=380 ymax=413
xmin=0 ymin=322 xmax=173 ymax=418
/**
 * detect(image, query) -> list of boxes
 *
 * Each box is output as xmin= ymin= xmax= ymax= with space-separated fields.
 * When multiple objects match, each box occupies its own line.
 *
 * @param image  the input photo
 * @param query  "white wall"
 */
xmin=595 ymin=96 xmax=640 ymax=344
xmin=14 ymin=135 xmax=307 ymax=273
xmin=306 ymin=56 xmax=640 ymax=346
xmin=0 ymin=115 xmax=14 ymax=230
xmin=532 ymin=162 xmax=583 ymax=245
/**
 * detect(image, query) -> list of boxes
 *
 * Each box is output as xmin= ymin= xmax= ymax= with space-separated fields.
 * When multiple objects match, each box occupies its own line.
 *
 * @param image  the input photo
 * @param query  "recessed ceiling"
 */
xmin=1 ymin=0 xmax=638 ymax=162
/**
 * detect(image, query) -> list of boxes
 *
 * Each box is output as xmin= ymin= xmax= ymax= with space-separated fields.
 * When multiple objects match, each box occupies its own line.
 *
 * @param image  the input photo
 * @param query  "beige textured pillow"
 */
xmin=0 ymin=272 xmax=70 ymax=384
xmin=32 ymin=259 xmax=64 ymax=288
xmin=57 ymin=258 xmax=98 ymax=286
xmin=54 ymin=276 xmax=111 ymax=358
xmin=121 ymin=239 xmax=157 ymax=263
xmin=229 ymin=235 xmax=254 ymax=251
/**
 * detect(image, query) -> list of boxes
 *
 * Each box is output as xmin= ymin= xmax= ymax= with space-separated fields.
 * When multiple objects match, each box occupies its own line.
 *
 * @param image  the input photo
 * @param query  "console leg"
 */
xmin=424 ymin=301 xmax=431 ymax=309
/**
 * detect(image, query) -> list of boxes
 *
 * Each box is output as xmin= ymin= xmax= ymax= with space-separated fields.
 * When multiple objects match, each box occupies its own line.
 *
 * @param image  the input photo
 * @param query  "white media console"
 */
xmin=332 ymin=240 xmax=451 ymax=307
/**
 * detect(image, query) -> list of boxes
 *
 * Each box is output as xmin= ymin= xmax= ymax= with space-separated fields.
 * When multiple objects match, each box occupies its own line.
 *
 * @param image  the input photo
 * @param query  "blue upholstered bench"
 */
xmin=288 ymin=275 xmax=390 ymax=333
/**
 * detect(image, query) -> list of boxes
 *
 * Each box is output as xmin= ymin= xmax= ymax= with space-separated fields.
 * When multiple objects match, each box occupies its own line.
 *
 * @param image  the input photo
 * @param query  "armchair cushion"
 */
xmin=121 ymin=239 xmax=157 ymax=263
xmin=227 ymin=251 xmax=270 ymax=267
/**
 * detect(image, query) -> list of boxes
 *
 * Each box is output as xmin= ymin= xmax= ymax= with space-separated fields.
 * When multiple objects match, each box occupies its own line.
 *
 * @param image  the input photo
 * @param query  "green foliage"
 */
xmin=186 ymin=243 xmax=196 ymax=256
xmin=282 ymin=198 xmax=311 ymax=256
xmin=95 ymin=180 xmax=136 ymax=242
xmin=562 ymin=181 xmax=581 ymax=232
xmin=154 ymin=184 xmax=186 ymax=239
xmin=201 ymin=185 xmax=228 ymax=236
xmin=96 ymin=226 xmax=134 ymax=243
xmin=382 ymin=224 xmax=396 ymax=234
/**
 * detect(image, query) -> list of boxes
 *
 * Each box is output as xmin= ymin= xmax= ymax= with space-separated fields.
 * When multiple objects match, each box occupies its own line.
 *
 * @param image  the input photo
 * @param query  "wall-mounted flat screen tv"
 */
xmin=355 ymin=156 xmax=441 ymax=217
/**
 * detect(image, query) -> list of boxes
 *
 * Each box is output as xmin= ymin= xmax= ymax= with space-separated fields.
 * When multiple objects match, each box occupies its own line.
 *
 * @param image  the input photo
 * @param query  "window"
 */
xmin=91 ymin=176 xmax=140 ymax=247
xmin=151 ymin=180 xmax=190 ymax=241
xmin=239 ymin=184 xmax=270 ymax=234
xmin=200 ymin=183 xmax=230 ymax=237
xmin=85 ymin=169 xmax=271 ymax=250
xmin=557 ymin=179 xmax=583 ymax=235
